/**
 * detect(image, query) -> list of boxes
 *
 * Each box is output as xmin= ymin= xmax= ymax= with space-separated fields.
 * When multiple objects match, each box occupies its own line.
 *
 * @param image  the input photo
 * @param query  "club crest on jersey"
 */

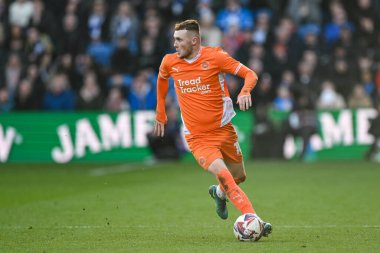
xmin=201 ymin=61 xmax=209 ymax=70
xmin=198 ymin=157 xmax=206 ymax=166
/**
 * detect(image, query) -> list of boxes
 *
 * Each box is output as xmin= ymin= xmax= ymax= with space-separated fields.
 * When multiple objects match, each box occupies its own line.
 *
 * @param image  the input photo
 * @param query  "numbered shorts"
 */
xmin=185 ymin=123 xmax=243 ymax=170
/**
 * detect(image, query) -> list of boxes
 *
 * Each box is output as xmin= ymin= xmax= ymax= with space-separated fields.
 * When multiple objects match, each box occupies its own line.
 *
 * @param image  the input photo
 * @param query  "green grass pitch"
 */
xmin=0 ymin=160 xmax=379 ymax=253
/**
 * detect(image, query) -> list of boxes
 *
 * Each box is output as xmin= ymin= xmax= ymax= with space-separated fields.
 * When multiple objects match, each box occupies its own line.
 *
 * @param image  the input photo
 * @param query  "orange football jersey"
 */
xmin=158 ymin=46 xmax=253 ymax=135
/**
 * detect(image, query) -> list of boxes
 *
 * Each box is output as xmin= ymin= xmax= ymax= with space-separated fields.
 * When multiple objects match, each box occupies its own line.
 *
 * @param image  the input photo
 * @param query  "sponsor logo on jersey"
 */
xmin=177 ymin=76 xmax=211 ymax=94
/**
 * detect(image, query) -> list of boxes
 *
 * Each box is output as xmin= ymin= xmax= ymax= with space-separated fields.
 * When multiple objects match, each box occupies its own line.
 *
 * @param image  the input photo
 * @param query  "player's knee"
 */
xmin=234 ymin=173 xmax=246 ymax=185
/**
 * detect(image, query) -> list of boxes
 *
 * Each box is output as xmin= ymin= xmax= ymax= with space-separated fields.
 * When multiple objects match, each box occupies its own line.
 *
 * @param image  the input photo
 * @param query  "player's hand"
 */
xmin=237 ymin=95 xmax=252 ymax=111
xmin=153 ymin=120 xmax=165 ymax=137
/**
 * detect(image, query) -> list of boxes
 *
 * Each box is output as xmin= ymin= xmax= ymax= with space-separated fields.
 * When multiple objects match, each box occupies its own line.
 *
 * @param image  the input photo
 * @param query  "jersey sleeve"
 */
xmin=158 ymin=55 xmax=170 ymax=79
xmin=215 ymin=47 xmax=243 ymax=75
xmin=215 ymin=47 xmax=258 ymax=95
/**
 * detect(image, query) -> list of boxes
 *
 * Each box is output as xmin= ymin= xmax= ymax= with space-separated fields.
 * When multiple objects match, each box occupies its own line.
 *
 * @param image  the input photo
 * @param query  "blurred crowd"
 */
xmin=1 ymin=0 xmax=380 ymax=114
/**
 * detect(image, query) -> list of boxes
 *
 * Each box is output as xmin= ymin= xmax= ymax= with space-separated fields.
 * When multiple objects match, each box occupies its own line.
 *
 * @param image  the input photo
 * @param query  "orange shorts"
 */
xmin=185 ymin=123 xmax=243 ymax=170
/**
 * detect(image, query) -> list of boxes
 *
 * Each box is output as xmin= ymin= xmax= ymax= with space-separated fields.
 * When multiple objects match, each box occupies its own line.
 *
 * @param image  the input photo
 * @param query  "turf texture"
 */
xmin=0 ymin=160 xmax=379 ymax=253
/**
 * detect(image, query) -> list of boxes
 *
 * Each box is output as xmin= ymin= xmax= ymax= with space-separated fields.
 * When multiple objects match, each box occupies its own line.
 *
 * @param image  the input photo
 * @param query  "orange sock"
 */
xmin=216 ymin=169 xmax=255 ymax=214
xmin=218 ymin=173 xmax=246 ymax=194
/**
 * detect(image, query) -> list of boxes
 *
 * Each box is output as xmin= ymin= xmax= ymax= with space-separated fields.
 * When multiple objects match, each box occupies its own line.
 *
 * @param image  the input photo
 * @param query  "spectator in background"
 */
xmin=25 ymin=26 xmax=53 ymax=63
xmin=4 ymin=24 xmax=24 ymax=54
xmin=147 ymin=105 xmax=183 ymax=160
xmin=0 ymin=22 xmax=6 ymax=66
xmin=0 ymin=87 xmax=13 ymax=112
xmin=199 ymin=11 xmax=222 ymax=47
xmin=267 ymin=16 xmax=301 ymax=81
xmin=252 ymin=72 xmax=275 ymax=109
xmin=141 ymin=9 xmax=168 ymax=58
xmin=0 ymin=0 xmax=7 ymax=23
xmin=273 ymin=86 xmax=294 ymax=112
xmin=216 ymin=0 xmax=254 ymax=32
xmin=23 ymin=63 xmax=45 ymax=109
xmin=104 ymin=86 xmax=128 ymax=111
xmin=110 ymin=36 xmax=136 ymax=74
xmin=278 ymin=69 xmax=296 ymax=91
xmin=138 ymin=35 xmax=160 ymax=70
xmin=54 ymin=53 xmax=81 ymax=92
xmin=267 ymin=43 xmax=289 ymax=83
xmin=234 ymin=30 xmax=254 ymax=64
xmin=271 ymin=16 xmax=301 ymax=70
xmin=38 ymin=52 xmax=53 ymax=85
xmin=237 ymin=43 xmax=265 ymax=66
xmin=85 ymin=0 xmax=110 ymax=43
xmin=298 ymin=24 xmax=322 ymax=56
xmin=29 ymin=0 xmax=56 ymax=40
xmin=357 ymin=55 xmax=375 ymax=95
xmin=323 ymin=1 xmax=354 ymax=46
xmin=316 ymin=80 xmax=346 ymax=109
xmin=109 ymin=1 xmax=139 ymax=52
xmin=3 ymin=53 xmax=23 ymax=99
xmin=225 ymin=75 xmax=241 ymax=107
xmin=9 ymin=0 xmax=33 ymax=28
xmin=87 ymin=0 xmax=113 ymax=69
xmin=74 ymin=54 xmax=105 ymax=92
xmin=332 ymin=25 xmax=358 ymax=60
xmin=276 ymin=69 xmax=298 ymax=104
xmin=293 ymin=60 xmax=317 ymax=102
xmin=286 ymin=0 xmax=322 ymax=26
xmin=251 ymin=9 xmax=271 ymax=46
xmin=247 ymin=56 xmax=264 ymax=77
xmin=76 ymin=72 xmax=104 ymax=110
xmin=128 ymin=72 xmax=156 ymax=111
xmin=351 ymin=0 xmax=379 ymax=52
xmin=371 ymin=85 xmax=380 ymax=108
xmin=222 ymin=24 xmax=245 ymax=56
xmin=13 ymin=78 xmax=37 ymax=110
xmin=347 ymin=84 xmax=373 ymax=108
xmin=365 ymin=105 xmax=380 ymax=160
xmin=287 ymin=95 xmax=318 ymax=160
xmin=328 ymin=56 xmax=356 ymax=99
xmin=60 ymin=13 xmax=82 ymax=56
xmin=43 ymin=73 xmax=75 ymax=111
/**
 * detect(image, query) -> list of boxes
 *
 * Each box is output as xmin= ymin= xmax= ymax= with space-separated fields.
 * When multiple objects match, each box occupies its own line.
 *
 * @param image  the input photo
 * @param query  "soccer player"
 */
xmin=153 ymin=19 xmax=272 ymax=237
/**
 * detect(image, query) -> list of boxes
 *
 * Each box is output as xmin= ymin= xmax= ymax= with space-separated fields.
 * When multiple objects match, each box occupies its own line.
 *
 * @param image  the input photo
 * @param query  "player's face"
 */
xmin=173 ymin=30 xmax=194 ymax=59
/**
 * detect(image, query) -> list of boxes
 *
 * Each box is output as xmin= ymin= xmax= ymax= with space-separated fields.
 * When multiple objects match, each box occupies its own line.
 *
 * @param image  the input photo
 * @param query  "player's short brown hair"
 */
xmin=174 ymin=20 xmax=200 ymax=34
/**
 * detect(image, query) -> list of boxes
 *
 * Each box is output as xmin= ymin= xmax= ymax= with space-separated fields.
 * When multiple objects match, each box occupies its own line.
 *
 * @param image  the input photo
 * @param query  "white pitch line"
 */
xmin=89 ymin=163 xmax=154 ymax=176
xmin=1 ymin=225 xmax=380 ymax=230
xmin=88 ymin=159 xmax=180 ymax=176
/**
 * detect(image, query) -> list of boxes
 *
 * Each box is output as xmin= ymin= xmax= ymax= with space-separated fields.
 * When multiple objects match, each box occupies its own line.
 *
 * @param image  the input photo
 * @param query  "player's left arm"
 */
xmin=217 ymin=49 xmax=258 ymax=111
xmin=235 ymin=67 xmax=258 ymax=111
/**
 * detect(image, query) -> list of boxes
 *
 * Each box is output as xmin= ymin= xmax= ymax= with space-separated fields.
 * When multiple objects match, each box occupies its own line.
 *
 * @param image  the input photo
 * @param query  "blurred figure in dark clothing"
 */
xmin=288 ymin=96 xmax=318 ymax=160
xmin=0 ymin=87 xmax=13 ymax=112
xmin=55 ymin=53 xmax=81 ymax=92
xmin=365 ymin=105 xmax=380 ymax=160
xmin=147 ymin=105 xmax=183 ymax=160
xmin=110 ymin=36 xmax=136 ymax=74
xmin=83 ymin=0 xmax=111 ymax=44
xmin=251 ymin=105 xmax=280 ymax=158
xmin=76 ymin=72 xmax=104 ymax=110
xmin=252 ymin=72 xmax=275 ymax=108
xmin=13 ymin=78 xmax=38 ymax=110
xmin=60 ymin=13 xmax=83 ymax=56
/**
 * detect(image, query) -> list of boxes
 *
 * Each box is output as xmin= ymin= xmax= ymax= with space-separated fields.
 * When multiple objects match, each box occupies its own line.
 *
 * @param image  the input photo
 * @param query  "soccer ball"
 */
xmin=233 ymin=213 xmax=263 ymax=242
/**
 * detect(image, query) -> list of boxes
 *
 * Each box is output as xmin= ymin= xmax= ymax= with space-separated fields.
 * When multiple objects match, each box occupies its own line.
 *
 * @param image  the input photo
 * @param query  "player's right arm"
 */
xmin=154 ymin=55 xmax=170 ymax=137
xmin=215 ymin=48 xmax=258 ymax=111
